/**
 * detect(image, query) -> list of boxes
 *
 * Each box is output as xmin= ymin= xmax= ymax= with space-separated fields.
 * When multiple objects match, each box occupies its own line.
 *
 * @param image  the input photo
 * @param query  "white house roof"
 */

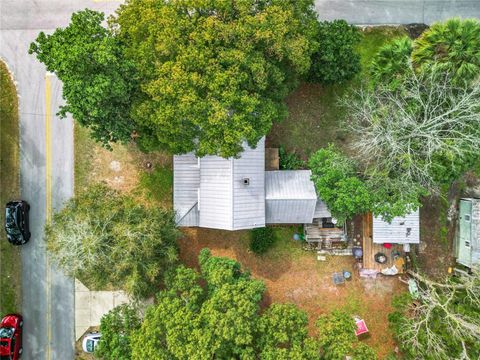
xmin=373 ymin=209 xmax=420 ymax=244
xmin=265 ymin=170 xmax=317 ymax=224
xmin=174 ymin=138 xmax=265 ymax=230
xmin=173 ymin=153 xmax=200 ymax=226
xmin=199 ymin=137 xmax=265 ymax=230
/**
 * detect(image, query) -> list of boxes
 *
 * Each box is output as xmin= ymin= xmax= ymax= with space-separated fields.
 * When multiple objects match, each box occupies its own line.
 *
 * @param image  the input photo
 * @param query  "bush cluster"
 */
xmin=309 ymin=20 xmax=362 ymax=84
xmin=249 ymin=227 xmax=276 ymax=255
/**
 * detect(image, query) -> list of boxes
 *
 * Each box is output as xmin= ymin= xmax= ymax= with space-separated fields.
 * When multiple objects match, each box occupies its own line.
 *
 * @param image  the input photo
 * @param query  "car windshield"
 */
xmin=86 ymin=339 xmax=95 ymax=352
xmin=0 ymin=327 xmax=14 ymax=339
xmin=4 ymin=208 xmax=16 ymax=229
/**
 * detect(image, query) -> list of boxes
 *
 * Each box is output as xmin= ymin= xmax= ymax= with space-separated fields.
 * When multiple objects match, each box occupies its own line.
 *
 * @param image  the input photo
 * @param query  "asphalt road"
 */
xmin=0 ymin=0 xmax=479 ymax=359
xmin=314 ymin=0 xmax=480 ymax=24
xmin=0 ymin=1 xmax=121 ymax=359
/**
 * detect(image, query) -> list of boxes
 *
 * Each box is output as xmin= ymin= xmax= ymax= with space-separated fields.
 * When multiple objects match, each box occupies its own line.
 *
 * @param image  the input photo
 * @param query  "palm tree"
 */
xmin=412 ymin=18 xmax=480 ymax=85
xmin=370 ymin=36 xmax=413 ymax=89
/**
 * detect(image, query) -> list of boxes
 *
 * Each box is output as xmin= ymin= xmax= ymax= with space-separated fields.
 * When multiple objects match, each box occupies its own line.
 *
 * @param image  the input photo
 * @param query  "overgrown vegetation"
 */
xmin=279 ymin=146 xmax=305 ymax=170
xmin=0 ymin=60 xmax=21 ymax=315
xmin=45 ymin=184 xmax=180 ymax=298
xmin=352 ymin=24 xmax=480 ymax=193
xmin=389 ymin=269 xmax=480 ymax=359
xmin=249 ymin=227 xmax=276 ymax=255
xmin=308 ymin=18 xmax=480 ymax=222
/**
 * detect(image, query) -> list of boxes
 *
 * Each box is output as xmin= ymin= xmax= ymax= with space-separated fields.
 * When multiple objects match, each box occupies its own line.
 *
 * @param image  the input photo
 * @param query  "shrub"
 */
xmin=249 ymin=227 xmax=276 ymax=255
xmin=279 ymin=146 xmax=305 ymax=170
xmin=412 ymin=17 xmax=480 ymax=85
xmin=370 ymin=36 xmax=413 ymax=89
xmin=309 ymin=20 xmax=362 ymax=84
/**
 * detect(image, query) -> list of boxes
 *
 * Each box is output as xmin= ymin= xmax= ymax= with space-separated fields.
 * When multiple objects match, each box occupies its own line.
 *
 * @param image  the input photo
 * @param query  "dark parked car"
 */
xmin=0 ymin=314 xmax=23 ymax=359
xmin=4 ymin=201 xmax=30 ymax=245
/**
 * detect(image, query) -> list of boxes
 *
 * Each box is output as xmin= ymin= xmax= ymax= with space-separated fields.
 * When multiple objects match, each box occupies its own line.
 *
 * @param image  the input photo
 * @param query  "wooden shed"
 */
xmin=456 ymin=198 xmax=480 ymax=268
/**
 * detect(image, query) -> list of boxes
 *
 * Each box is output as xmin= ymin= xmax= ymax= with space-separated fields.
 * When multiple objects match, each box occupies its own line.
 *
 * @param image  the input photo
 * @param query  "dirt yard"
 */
xmin=178 ymin=227 xmax=406 ymax=358
xmin=74 ymin=125 xmax=172 ymax=208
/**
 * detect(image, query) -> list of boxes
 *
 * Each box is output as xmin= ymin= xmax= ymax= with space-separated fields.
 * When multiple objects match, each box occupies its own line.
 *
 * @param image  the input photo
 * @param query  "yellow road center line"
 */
xmin=45 ymin=73 xmax=53 ymax=360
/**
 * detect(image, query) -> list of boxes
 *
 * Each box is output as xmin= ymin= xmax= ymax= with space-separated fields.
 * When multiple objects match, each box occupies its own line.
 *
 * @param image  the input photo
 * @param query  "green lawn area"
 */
xmin=267 ymin=26 xmax=408 ymax=158
xmin=74 ymin=124 xmax=96 ymax=196
xmin=138 ymin=166 xmax=173 ymax=206
xmin=0 ymin=60 xmax=21 ymax=315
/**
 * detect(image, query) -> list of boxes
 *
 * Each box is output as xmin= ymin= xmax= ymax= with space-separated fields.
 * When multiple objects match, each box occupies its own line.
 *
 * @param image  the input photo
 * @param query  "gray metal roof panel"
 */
xmin=265 ymin=170 xmax=317 ymax=200
xmin=373 ymin=209 xmax=420 ymax=244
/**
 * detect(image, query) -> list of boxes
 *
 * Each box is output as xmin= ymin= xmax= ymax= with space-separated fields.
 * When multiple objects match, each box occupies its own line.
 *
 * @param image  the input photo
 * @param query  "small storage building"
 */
xmin=456 ymin=198 xmax=480 ymax=268
xmin=373 ymin=210 xmax=420 ymax=245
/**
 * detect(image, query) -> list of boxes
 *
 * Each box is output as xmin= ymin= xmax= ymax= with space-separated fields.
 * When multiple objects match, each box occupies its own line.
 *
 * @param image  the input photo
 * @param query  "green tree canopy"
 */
xmin=309 ymin=145 xmax=424 ymax=222
xmin=96 ymin=304 xmax=142 ymax=360
xmin=257 ymin=303 xmax=319 ymax=359
xmin=131 ymin=249 xmax=319 ymax=359
xmin=308 ymin=145 xmax=372 ymax=223
xmin=308 ymin=19 xmax=362 ymax=84
xmin=317 ymin=310 xmax=377 ymax=360
xmin=114 ymin=0 xmax=319 ymax=157
xmin=45 ymin=184 xmax=180 ymax=298
xmin=29 ymin=10 xmax=138 ymax=146
xmin=412 ymin=17 xmax=480 ymax=85
xmin=370 ymin=36 xmax=413 ymax=89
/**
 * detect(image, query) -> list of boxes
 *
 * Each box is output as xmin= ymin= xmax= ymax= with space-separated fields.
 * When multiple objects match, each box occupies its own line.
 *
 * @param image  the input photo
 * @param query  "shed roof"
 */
xmin=313 ymin=199 xmax=332 ymax=219
xmin=265 ymin=171 xmax=317 ymax=224
xmin=265 ymin=170 xmax=317 ymax=200
xmin=373 ymin=210 xmax=420 ymax=244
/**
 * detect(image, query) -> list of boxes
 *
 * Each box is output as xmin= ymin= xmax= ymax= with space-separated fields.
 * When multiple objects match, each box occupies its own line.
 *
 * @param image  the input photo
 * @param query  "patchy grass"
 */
xmin=137 ymin=166 xmax=173 ymax=207
xmin=357 ymin=26 xmax=408 ymax=77
xmin=74 ymin=125 xmax=172 ymax=208
xmin=74 ymin=125 xmax=96 ymax=196
xmin=0 ymin=60 xmax=21 ymax=315
xmin=178 ymin=227 xmax=405 ymax=358
xmin=267 ymin=26 xmax=408 ymax=158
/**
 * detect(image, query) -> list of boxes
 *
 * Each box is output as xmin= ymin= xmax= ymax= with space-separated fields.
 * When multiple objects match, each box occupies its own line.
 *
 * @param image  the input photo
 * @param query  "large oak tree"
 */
xmin=114 ymin=0 xmax=319 ymax=157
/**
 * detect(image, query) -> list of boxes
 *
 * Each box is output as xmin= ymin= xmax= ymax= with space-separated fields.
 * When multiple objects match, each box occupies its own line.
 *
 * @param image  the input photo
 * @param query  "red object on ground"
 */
xmin=0 ymin=314 xmax=23 ymax=360
xmin=383 ymin=243 xmax=393 ymax=249
xmin=355 ymin=318 xmax=369 ymax=336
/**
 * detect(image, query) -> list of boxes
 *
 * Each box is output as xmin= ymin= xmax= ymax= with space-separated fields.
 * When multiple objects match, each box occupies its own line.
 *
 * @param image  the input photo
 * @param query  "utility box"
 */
xmin=456 ymin=198 xmax=480 ymax=268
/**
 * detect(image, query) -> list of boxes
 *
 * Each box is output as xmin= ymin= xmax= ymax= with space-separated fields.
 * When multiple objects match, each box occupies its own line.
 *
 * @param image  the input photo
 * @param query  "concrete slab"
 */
xmin=74 ymin=280 xmax=130 ymax=340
